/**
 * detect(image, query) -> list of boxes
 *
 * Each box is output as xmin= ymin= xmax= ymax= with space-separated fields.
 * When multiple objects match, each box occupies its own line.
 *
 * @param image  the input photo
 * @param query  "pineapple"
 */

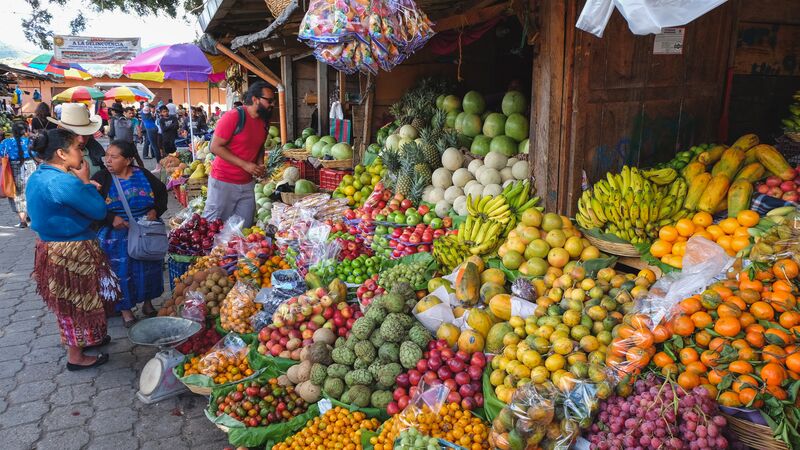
xmin=409 ymin=95 xmax=428 ymax=130
xmin=414 ymin=162 xmax=432 ymax=183
xmin=418 ymin=127 xmax=441 ymax=169
xmin=396 ymin=157 xmax=414 ymax=197
xmin=264 ymin=148 xmax=286 ymax=180
xmin=408 ymin=174 xmax=428 ymax=205
xmin=380 ymin=146 xmax=402 ymax=176
xmin=430 ymin=109 xmax=447 ymax=134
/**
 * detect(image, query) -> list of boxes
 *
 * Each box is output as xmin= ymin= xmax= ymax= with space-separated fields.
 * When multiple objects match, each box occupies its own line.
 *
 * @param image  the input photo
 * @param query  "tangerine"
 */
xmin=692 ymin=211 xmax=713 ymax=227
xmin=714 ymin=317 xmax=742 ymax=337
xmin=736 ymin=210 xmax=760 ymax=227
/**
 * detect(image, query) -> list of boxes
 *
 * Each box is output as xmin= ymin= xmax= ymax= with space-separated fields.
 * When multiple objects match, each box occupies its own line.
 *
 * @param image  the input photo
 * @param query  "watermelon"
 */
xmin=301 ymin=128 xmax=315 ymax=140
xmin=490 ymin=135 xmax=517 ymax=157
xmin=483 ymin=113 xmax=507 ymax=138
xmin=462 ymin=91 xmax=486 ymax=115
xmin=330 ymin=142 xmax=353 ymax=160
xmin=505 ymin=113 xmax=529 ymax=142
xmin=471 ymin=135 xmax=491 ymax=156
xmin=305 ymin=135 xmax=320 ymax=152
xmin=446 ymin=111 xmax=459 ymax=129
xmin=461 ymin=113 xmax=482 ymax=138
xmin=502 ymin=91 xmax=526 ymax=116
xmin=311 ymin=140 xmax=326 ymax=158
xmin=443 ymin=95 xmax=462 ymax=113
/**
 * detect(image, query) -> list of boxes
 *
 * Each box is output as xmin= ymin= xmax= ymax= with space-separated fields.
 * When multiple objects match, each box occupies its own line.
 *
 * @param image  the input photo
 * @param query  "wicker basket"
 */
xmin=584 ymin=233 xmax=640 ymax=257
xmin=282 ymin=148 xmax=310 ymax=160
xmin=185 ymin=383 xmax=213 ymax=396
xmin=723 ymin=413 xmax=789 ymax=450
xmin=185 ymin=177 xmax=207 ymax=203
xmin=266 ymin=0 xmax=291 ymax=18
xmin=280 ymin=192 xmax=313 ymax=205
xmin=319 ymin=159 xmax=353 ymax=169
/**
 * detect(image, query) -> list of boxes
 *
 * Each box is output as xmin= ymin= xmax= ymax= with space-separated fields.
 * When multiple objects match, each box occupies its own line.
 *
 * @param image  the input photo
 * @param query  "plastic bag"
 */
xmin=395 ymin=381 xmax=450 ymax=432
xmin=576 ymin=0 xmax=727 ymax=37
xmin=214 ymin=214 xmax=245 ymax=248
xmin=198 ymin=333 xmax=251 ymax=382
xmin=749 ymin=208 xmax=800 ymax=265
xmin=168 ymin=206 xmax=194 ymax=230
xmin=180 ymin=290 xmax=207 ymax=323
xmin=298 ymin=0 xmax=367 ymax=44
xmin=220 ymin=281 xmax=262 ymax=334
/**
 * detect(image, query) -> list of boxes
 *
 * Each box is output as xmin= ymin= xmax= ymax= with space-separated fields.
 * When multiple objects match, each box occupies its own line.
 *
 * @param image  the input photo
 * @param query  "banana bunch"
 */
xmin=641 ymin=167 xmax=679 ymax=185
xmin=575 ymin=165 xmax=689 ymax=244
xmin=433 ymin=235 xmax=472 ymax=272
xmin=781 ymin=90 xmax=800 ymax=133
xmin=502 ymin=180 xmax=543 ymax=216
xmin=457 ymin=216 xmax=503 ymax=255
xmin=466 ymin=194 xmax=512 ymax=224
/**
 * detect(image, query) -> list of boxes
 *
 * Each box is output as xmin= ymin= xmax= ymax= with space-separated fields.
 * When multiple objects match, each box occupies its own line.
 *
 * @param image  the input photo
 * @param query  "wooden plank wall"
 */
xmin=533 ymin=0 xmax=735 ymax=214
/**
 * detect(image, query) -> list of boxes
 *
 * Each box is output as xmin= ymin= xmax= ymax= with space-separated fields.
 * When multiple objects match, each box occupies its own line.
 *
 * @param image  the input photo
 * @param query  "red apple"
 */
xmin=396 ymin=373 xmax=410 ymax=388
xmin=459 ymin=384 xmax=475 ymax=398
xmin=474 ymin=393 xmax=484 ymax=407
xmin=398 ymin=395 xmax=410 ymax=410
xmin=416 ymin=359 xmax=428 ymax=372
xmin=447 ymin=358 xmax=465 ymax=373
xmin=757 ymin=183 xmax=769 ymax=194
xmin=446 ymin=391 xmax=461 ymax=404
xmin=428 ymin=356 xmax=442 ymax=370
xmin=461 ymin=397 xmax=477 ymax=411
xmin=408 ymin=370 xmax=422 ymax=386
xmin=455 ymin=372 xmax=471 ymax=386
xmin=387 ymin=402 xmax=400 ymax=415
xmin=437 ymin=366 xmax=452 ymax=380
xmin=444 ymin=379 xmax=457 ymax=392
xmin=423 ymin=370 xmax=438 ymax=384
xmin=393 ymin=387 xmax=406 ymax=401
xmin=767 ymin=176 xmax=782 ymax=187
xmin=781 ymin=181 xmax=796 ymax=192
xmin=441 ymin=348 xmax=454 ymax=359
xmin=468 ymin=365 xmax=483 ymax=381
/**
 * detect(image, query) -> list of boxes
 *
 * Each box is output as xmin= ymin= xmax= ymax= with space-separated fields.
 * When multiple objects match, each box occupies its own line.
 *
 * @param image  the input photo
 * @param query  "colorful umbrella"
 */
xmin=24 ymin=54 xmax=92 ymax=80
xmin=53 ymin=86 xmax=106 ymax=102
xmin=104 ymin=86 xmax=152 ymax=102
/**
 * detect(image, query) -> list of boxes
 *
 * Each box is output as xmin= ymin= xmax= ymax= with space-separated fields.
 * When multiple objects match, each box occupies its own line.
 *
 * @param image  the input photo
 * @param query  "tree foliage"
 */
xmin=22 ymin=0 xmax=204 ymax=50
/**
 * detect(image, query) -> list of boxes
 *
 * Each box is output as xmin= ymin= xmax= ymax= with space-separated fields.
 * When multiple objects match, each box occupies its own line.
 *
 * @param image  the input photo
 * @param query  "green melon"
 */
xmin=505 ymin=113 xmax=529 ymax=142
xmin=470 ymin=134 xmax=491 ymax=156
xmin=446 ymin=110 xmax=459 ymax=129
xmin=461 ymin=113 xmax=482 ymax=137
xmin=482 ymin=113 xmax=507 ymax=138
xmin=502 ymin=90 xmax=527 ymax=116
xmin=462 ymin=91 xmax=486 ymax=115
xmin=490 ymin=135 xmax=518 ymax=157
xmin=442 ymin=95 xmax=462 ymax=113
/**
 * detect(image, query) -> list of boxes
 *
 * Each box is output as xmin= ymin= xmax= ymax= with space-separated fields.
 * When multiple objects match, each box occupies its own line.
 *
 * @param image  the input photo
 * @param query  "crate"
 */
xmin=320 ymin=168 xmax=352 ymax=191
xmin=168 ymin=253 xmax=197 ymax=291
xmin=185 ymin=177 xmax=206 ymax=203
xmin=290 ymin=159 xmax=320 ymax=185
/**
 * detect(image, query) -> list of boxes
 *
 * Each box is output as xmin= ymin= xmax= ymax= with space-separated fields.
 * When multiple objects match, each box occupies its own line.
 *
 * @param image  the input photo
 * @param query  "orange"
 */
xmin=765 ymin=329 xmax=793 ymax=346
xmin=706 ymin=224 xmax=725 ymax=240
xmin=662 ymin=363 xmax=679 ymax=377
xmin=685 ymin=361 xmax=708 ymax=375
xmin=653 ymin=351 xmax=675 ymax=368
xmin=727 ymin=295 xmax=747 ymax=310
xmin=652 ymin=325 xmax=671 ymax=343
xmin=738 ymin=388 xmax=762 ymax=408
xmin=693 ymin=230 xmax=714 ymax=241
xmin=649 ymin=239 xmax=673 ymax=258
xmin=712 ymin=285 xmax=734 ymax=299
xmin=707 ymin=368 xmax=727 ymax=385
xmin=716 ymin=235 xmax=733 ymax=251
xmin=672 ymin=241 xmax=687 ymax=257
xmin=692 ymin=211 xmax=713 ymax=227
xmin=700 ymin=350 xmax=720 ymax=367
xmin=745 ymin=331 xmax=765 ymax=348
xmin=691 ymin=311 xmax=713 ymax=328
xmin=733 ymin=374 xmax=759 ymax=392
xmin=708 ymin=337 xmax=728 ymax=352
xmin=769 ymin=291 xmax=796 ymax=313
xmin=718 ymin=391 xmax=742 ymax=407
xmin=731 ymin=236 xmax=750 ymax=252
xmin=766 ymin=385 xmax=788 ymax=400
xmin=714 ymin=316 xmax=742 ymax=337
xmin=772 ymin=280 xmax=793 ymax=293
xmin=736 ymin=210 xmax=760 ymax=228
xmin=780 ymin=311 xmax=800 ymax=329
xmin=762 ymin=345 xmax=787 ymax=364
xmin=679 ymin=347 xmax=700 ymax=365
xmin=679 ymin=296 xmax=703 ymax=315
xmin=675 ymin=219 xmax=696 ymax=237
xmin=773 ymin=259 xmax=800 ymax=281
xmin=750 ymin=301 xmax=775 ymax=320
xmin=717 ymin=303 xmax=742 ymax=318
xmin=695 ymin=329 xmax=713 ymax=347
xmin=738 ymin=273 xmax=763 ymax=292
xmin=719 ymin=217 xmax=740 ymax=235
xmin=672 ymin=315 xmax=696 ymax=336
xmin=786 ymin=352 xmax=800 ymax=373
xmin=733 ymin=227 xmax=751 ymax=238
xmin=658 ymin=225 xmax=679 ymax=243
xmin=729 ymin=360 xmax=754 ymax=374
xmin=677 ymin=371 xmax=701 ymax=390
xmin=761 ymin=363 xmax=787 ymax=386
xmin=739 ymin=288 xmax=762 ymax=305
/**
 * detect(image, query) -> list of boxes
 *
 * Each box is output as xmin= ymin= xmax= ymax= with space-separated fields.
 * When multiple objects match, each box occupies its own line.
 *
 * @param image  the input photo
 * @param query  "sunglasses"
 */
xmin=257 ymin=96 xmax=276 ymax=105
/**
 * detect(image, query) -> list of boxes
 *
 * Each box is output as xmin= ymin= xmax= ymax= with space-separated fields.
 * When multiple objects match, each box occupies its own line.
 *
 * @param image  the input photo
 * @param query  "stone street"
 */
xmin=0 ymin=149 xmax=229 ymax=449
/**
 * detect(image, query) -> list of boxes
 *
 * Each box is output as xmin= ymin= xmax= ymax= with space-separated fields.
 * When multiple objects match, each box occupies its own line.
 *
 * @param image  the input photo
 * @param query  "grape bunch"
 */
xmin=378 ymin=260 xmax=427 ymax=291
xmin=585 ymin=374 xmax=729 ymax=450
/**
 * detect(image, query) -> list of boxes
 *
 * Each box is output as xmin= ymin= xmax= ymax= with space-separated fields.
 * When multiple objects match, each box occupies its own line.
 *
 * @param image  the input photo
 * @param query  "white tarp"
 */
xmin=576 ymin=0 xmax=728 ymax=37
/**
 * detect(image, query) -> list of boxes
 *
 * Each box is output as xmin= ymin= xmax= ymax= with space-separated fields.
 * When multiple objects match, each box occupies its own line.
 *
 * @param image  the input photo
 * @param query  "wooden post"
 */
xmin=280 ymin=55 xmax=295 ymax=139
xmin=338 ymin=71 xmax=346 ymax=106
xmin=317 ymin=61 xmax=329 ymax=135
xmin=363 ymin=76 xmax=374 ymax=153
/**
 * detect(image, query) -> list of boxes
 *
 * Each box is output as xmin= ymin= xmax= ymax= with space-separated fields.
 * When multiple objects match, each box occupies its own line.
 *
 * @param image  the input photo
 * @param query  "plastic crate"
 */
xmin=290 ymin=160 xmax=320 ymax=185
xmin=319 ymin=168 xmax=352 ymax=190
xmin=168 ymin=253 xmax=197 ymax=291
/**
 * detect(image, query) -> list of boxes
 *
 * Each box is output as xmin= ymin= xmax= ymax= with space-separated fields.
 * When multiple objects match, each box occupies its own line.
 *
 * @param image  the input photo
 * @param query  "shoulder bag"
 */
xmin=112 ymin=175 xmax=168 ymax=261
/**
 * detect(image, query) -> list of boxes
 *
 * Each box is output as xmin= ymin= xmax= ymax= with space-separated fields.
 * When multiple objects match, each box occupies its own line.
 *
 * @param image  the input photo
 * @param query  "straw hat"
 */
xmin=47 ymin=103 xmax=102 ymax=135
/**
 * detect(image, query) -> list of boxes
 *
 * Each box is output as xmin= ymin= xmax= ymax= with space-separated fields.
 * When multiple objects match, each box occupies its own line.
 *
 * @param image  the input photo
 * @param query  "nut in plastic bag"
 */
xmin=220 ymin=281 xmax=261 ymax=334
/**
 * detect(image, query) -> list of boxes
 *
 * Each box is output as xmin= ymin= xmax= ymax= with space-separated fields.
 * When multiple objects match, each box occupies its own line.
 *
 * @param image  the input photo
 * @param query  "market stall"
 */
xmin=129 ymin=0 xmax=800 ymax=449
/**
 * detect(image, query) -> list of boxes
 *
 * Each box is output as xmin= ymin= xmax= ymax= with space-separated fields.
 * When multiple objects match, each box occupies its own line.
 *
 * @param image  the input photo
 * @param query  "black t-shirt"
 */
xmin=30 ymin=117 xmax=57 ymax=132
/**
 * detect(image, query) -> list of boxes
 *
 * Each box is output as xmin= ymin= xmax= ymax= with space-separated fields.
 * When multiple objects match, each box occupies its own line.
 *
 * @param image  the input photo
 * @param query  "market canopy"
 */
xmin=23 ymin=54 xmax=92 ymax=80
xmin=53 ymin=85 xmax=105 ymax=102
xmin=103 ymin=86 xmax=152 ymax=102
xmin=122 ymin=43 xmax=228 ymax=83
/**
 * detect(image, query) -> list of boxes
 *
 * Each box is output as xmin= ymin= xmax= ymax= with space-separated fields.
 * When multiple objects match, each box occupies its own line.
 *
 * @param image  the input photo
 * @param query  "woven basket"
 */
xmin=584 ymin=233 xmax=640 ymax=257
xmin=786 ymin=131 xmax=800 ymax=143
xmin=266 ymin=0 xmax=291 ymax=18
xmin=723 ymin=413 xmax=789 ymax=450
xmin=280 ymin=192 xmax=313 ymax=205
xmin=319 ymin=159 xmax=353 ymax=169
xmin=185 ymin=383 xmax=213 ymax=396
xmin=282 ymin=149 xmax=310 ymax=160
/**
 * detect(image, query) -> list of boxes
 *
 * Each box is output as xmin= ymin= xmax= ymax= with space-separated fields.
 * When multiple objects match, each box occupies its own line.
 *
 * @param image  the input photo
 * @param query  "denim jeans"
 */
xmin=143 ymin=127 xmax=160 ymax=159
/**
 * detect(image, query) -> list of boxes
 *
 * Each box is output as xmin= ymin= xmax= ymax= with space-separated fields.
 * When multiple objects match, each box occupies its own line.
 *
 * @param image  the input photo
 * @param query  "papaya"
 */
xmin=697 ymin=174 xmax=731 ymax=213
xmin=455 ymin=261 xmax=480 ymax=305
xmin=743 ymin=147 xmax=759 ymax=165
xmin=728 ymin=179 xmax=754 ymax=216
xmin=730 ymin=133 xmax=759 ymax=152
xmin=436 ymin=323 xmax=460 ymax=347
xmin=682 ymin=162 xmax=707 ymax=183
xmin=414 ymin=295 xmax=442 ymax=314
xmin=697 ymin=145 xmax=727 ymax=165
xmin=733 ymin=162 xmax=766 ymax=183
xmin=754 ymin=144 xmax=794 ymax=181
xmin=489 ymin=293 xmax=512 ymax=321
xmin=711 ymin=147 xmax=745 ymax=179
xmin=480 ymin=268 xmax=507 ymax=285
xmin=466 ymin=308 xmax=493 ymax=337
xmin=684 ymin=172 xmax=712 ymax=211
xmin=480 ymin=282 xmax=506 ymax=302
xmin=457 ymin=329 xmax=485 ymax=353
xmin=714 ymin=195 xmax=728 ymax=214
xmin=486 ymin=322 xmax=514 ymax=353
xmin=465 ymin=255 xmax=485 ymax=272
xmin=327 ymin=279 xmax=347 ymax=303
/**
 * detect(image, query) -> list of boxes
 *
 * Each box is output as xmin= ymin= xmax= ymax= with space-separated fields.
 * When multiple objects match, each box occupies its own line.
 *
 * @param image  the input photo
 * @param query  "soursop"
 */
xmin=310 ymin=363 xmax=327 ymax=386
xmin=387 ymin=312 xmax=413 ymax=329
xmin=377 ymin=362 xmax=402 ymax=387
xmin=326 ymin=363 xmax=348 ymax=379
xmin=370 ymin=390 xmax=393 ymax=409
xmin=354 ymin=340 xmax=376 ymax=362
xmin=331 ymin=347 xmax=356 ymax=366
xmin=378 ymin=342 xmax=400 ymax=363
xmin=351 ymin=317 xmax=376 ymax=340
xmin=408 ymin=324 xmax=432 ymax=349
xmin=399 ymin=341 xmax=423 ymax=369
xmin=365 ymin=304 xmax=387 ymax=323
xmin=354 ymin=358 xmax=370 ymax=370
xmin=344 ymin=385 xmax=371 ymax=407
xmin=379 ymin=316 xmax=406 ymax=343
xmin=381 ymin=292 xmax=405 ymax=313
xmin=323 ymin=377 xmax=345 ymax=398
xmin=344 ymin=369 xmax=373 ymax=386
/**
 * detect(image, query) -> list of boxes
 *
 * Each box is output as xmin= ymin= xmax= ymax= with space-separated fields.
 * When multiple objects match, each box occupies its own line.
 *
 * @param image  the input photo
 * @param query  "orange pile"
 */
xmin=236 ymin=254 xmax=291 ymax=288
xmin=371 ymin=403 xmax=490 ymax=450
xmin=273 ymin=407 xmax=380 ymax=450
xmin=650 ymin=210 xmax=759 ymax=268
xmin=647 ymin=259 xmax=800 ymax=407
xmin=183 ymin=346 xmax=254 ymax=385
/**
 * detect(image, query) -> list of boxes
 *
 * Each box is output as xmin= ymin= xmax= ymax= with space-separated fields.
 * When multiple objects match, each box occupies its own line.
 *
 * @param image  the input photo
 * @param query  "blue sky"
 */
xmin=0 ymin=0 xmax=200 ymax=58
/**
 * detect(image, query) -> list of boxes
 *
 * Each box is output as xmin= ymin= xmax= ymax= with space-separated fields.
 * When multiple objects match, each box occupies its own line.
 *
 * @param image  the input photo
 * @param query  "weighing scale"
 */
xmin=128 ymin=317 xmax=202 ymax=404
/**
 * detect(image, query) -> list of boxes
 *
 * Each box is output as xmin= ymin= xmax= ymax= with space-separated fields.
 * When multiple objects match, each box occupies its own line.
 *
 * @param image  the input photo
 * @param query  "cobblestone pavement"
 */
xmin=0 ymin=144 xmax=229 ymax=450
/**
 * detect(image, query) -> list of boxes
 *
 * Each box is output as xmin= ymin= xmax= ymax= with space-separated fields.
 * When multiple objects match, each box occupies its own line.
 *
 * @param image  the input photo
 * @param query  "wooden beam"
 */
xmin=434 ymin=2 xmax=511 ymax=32
xmin=317 ymin=61 xmax=329 ymax=134
xmin=338 ymin=71 xmax=346 ymax=106
xmin=238 ymin=47 xmax=283 ymax=87
xmin=214 ymin=42 xmax=282 ymax=87
xmin=280 ymin=55 xmax=296 ymax=138
xmin=362 ymin=76 xmax=374 ymax=154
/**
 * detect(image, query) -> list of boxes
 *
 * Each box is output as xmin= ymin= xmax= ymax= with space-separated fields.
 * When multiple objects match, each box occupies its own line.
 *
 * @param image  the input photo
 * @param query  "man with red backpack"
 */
xmin=203 ymin=81 xmax=274 ymax=227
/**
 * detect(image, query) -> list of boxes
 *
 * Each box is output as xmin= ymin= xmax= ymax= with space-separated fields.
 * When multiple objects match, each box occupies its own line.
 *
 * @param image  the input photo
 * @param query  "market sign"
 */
xmin=53 ymin=35 xmax=141 ymax=64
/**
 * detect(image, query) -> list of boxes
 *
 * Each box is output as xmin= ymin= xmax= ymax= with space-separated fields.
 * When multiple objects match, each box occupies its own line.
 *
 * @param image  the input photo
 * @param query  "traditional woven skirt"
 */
xmin=8 ymin=159 xmax=36 ymax=214
xmin=33 ymin=240 xmax=120 ymax=347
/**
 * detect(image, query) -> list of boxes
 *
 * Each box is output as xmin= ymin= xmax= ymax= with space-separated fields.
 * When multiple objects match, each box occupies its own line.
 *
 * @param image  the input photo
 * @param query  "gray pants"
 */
xmin=202 ymin=176 xmax=256 ymax=228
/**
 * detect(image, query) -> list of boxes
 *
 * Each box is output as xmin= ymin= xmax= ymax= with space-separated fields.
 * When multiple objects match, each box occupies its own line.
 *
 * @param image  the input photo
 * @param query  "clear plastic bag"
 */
xmin=198 ymin=332 xmax=249 ymax=379
xmin=395 ymin=381 xmax=450 ymax=432
xmin=213 ymin=214 xmax=245 ymax=249
xmin=298 ymin=0 xmax=368 ymax=44
xmin=749 ymin=208 xmax=800 ymax=265
xmin=180 ymin=290 xmax=207 ymax=323
xmin=220 ymin=281 xmax=262 ymax=334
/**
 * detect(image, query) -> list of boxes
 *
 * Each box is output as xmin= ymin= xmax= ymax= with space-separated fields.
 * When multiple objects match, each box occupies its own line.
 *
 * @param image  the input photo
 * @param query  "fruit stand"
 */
xmin=146 ymin=0 xmax=800 ymax=448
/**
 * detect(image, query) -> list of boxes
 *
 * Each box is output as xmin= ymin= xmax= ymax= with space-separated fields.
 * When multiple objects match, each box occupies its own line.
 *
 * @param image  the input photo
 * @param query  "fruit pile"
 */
xmin=183 ymin=346 xmax=254 ymax=385
xmin=781 ymin=90 xmax=800 ymax=135
xmin=272 ymin=407 xmax=380 ymax=450
xmin=576 ymin=165 xmax=688 ymax=244
xmin=390 ymin=339 xmax=486 ymax=413
xmin=168 ymin=214 xmax=224 ymax=256
xmin=176 ymin=327 xmax=221 ymax=355
xmin=212 ymin=378 xmax=308 ymax=428
xmin=220 ymin=283 xmax=262 ymax=334
xmin=378 ymin=260 xmax=430 ymax=291
xmin=332 ymin=161 xmax=386 ymax=207
xmin=755 ymin=169 xmax=800 ymax=202
xmin=585 ymin=374 xmax=729 ymax=450
xmin=497 ymin=210 xmax=601 ymax=276
xmin=271 ymin=282 xmax=347 ymax=327
xmin=236 ymin=253 xmax=290 ymax=288
xmin=487 ymin=267 xmax=654 ymax=403
xmin=309 ymin=255 xmax=384 ymax=285
xmin=257 ymin=303 xmax=362 ymax=360
xmin=655 ymin=143 xmax=710 ymax=171
xmin=649 ymin=210 xmax=759 ymax=267
xmin=370 ymin=402 xmax=491 ymax=450
xmin=328 ymin=231 xmax=372 ymax=260
xmin=395 ymin=428 xmax=444 ymax=450
xmin=355 ymin=274 xmax=386 ymax=308
xmin=388 ymin=224 xmax=446 ymax=257
xmin=749 ymin=206 xmax=800 ymax=263
xmin=158 ymin=267 xmax=232 ymax=318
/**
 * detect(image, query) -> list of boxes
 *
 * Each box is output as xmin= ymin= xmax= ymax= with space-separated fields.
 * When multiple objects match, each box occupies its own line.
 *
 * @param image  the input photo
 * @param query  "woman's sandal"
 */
xmin=66 ymin=353 xmax=109 ymax=371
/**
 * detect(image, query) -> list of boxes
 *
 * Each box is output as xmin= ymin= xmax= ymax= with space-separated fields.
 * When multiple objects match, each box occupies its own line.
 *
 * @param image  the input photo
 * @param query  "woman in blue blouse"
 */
xmin=0 ymin=121 xmax=36 ymax=227
xmin=26 ymin=128 xmax=119 ymax=370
